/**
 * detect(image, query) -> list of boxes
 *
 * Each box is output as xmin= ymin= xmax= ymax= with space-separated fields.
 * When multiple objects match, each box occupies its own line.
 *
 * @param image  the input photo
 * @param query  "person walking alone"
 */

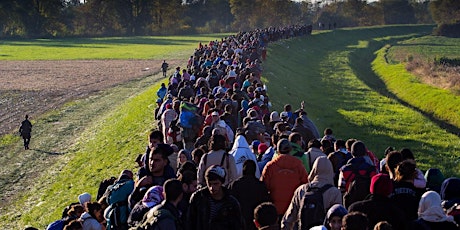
xmin=161 ymin=60 xmax=169 ymax=77
xmin=19 ymin=114 xmax=32 ymax=150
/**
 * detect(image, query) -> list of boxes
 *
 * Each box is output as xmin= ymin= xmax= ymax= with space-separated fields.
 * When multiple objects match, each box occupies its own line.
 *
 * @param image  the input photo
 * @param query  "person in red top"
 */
xmin=261 ymin=138 xmax=308 ymax=217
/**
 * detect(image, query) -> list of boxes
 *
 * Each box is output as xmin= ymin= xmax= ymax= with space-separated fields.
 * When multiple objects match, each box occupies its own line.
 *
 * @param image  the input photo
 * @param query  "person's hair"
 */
xmin=149 ymin=130 xmax=164 ymax=142
xmin=178 ymin=170 xmax=197 ymax=186
xmin=284 ymin=104 xmax=292 ymax=112
xmin=295 ymin=117 xmax=303 ymax=125
xmin=85 ymin=202 xmax=102 ymax=219
xmin=308 ymin=139 xmax=322 ymax=149
xmin=64 ymin=220 xmax=83 ymax=230
xmin=289 ymin=132 xmax=302 ymax=144
xmin=342 ymin=212 xmax=368 ymax=230
xmin=321 ymin=139 xmax=332 ymax=150
xmin=224 ymin=104 xmax=233 ymax=112
xmin=151 ymin=144 xmax=171 ymax=160
xmin=254 ymin=202 xmax=278 ymax=227
xmin=400 ymin=148 xmax=415 ymax=160
xmin=67 ymin=204 xmax=84 ymax=218
xmin=345 ymin=139 xmax=357 ymax=150
xmin=373 ymin=221 xmax=392 ymax=230
xmin=209 ymin=134 xmax=227 ymax=151
xmin=242 ymin=160 xmax=256 ymax=176
xmin=192 ymin=147 xmax=205 ymax=160
xmin=324 ymin=128 xmax=333 ymax=135
xmin=335 ymin=139 xmax=346 ymax=149
xmin=394 ymin=159 xmax=417 ymax=182
xmin=164 ymin=179 xmax=183 ymax=201
xmin=385 ymin=151 xmax=403 ymax=176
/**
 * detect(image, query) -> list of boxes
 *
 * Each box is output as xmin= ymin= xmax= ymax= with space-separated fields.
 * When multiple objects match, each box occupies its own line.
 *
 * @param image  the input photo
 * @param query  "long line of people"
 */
xmin=45 ymin=24 xmax=460 ymax=230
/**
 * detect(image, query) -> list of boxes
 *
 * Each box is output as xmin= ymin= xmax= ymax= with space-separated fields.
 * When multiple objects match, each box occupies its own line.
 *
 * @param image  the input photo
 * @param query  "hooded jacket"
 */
xmin=261 ymin=154 xmax=308 ymax=215
xmin=281 ymin=156 xmax=342 ymax=230
xmin=230 ymin=135 xmax=261 ymax=179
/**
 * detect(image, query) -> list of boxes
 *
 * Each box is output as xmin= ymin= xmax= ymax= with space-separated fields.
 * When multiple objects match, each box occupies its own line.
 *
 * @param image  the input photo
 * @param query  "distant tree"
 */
xmin=411 ymin=0 xmax=433 ymax=24
xmin=381 ymin=0 xmax=416 ymax=24
xmin=229 ymin=0 xmax=256 ymax=30
xmin=429 ymin=0 xmax=460 ymax=25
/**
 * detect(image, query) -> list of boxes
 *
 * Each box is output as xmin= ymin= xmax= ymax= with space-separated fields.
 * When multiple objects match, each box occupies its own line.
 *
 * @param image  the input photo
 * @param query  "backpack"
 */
xmin=201 ymin=152 xmax=229 ymax=183
xmin=104 ymin=179 xmax=134 ymax=230
xmin=298 ymin=184 xmax=334 ymax=230
xmin=134 ymin=207 xmax=176 ymax=230
xmin=343 ymin=166 xmax=374 ymax=208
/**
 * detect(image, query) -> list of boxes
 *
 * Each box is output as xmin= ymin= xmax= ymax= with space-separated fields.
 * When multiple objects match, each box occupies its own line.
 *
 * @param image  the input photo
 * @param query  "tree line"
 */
xmin=0 ymin=0 xmax=458 ymax=38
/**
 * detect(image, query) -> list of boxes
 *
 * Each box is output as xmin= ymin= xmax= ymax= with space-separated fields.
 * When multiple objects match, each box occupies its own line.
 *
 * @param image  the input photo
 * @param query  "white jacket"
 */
xmin=229 ymin=135 xmax=261 ymax=179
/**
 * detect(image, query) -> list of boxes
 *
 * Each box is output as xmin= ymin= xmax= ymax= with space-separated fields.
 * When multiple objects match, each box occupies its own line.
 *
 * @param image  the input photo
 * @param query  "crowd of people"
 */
xmin=43 ymin=24 xmax=460 ymax=230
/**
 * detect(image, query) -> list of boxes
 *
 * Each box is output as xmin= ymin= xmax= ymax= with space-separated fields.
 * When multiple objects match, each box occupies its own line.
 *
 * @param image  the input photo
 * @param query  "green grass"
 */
xmin=0 ymin=34 xmax=232 ymax=60
xmin=263 ymin=25 xmax=460 ymax=177
xmin=386 ymin=35 xmax=460 ymax=63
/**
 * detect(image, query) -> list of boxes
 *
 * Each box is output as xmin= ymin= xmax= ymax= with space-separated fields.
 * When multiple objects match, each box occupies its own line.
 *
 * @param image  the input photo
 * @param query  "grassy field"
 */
xmin=385 ymin=35 xmax=460 ymax=63
xmin=1 ymin=25 xmax=460 ymax=228
xmin=0 ymin=34 xmax=232 ymax=60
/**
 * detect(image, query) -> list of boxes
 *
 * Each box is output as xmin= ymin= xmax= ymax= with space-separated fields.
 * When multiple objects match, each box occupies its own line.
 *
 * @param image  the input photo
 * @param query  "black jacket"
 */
xmin=187 ymin=186 xmax=244 ymax=230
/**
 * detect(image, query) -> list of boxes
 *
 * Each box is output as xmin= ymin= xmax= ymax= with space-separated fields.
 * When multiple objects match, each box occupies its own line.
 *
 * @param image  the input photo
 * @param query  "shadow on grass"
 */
xmin=31 ymin=149 xmax=66 ymax=155
xmin=349 ymin=38 xmax=460 ymax=137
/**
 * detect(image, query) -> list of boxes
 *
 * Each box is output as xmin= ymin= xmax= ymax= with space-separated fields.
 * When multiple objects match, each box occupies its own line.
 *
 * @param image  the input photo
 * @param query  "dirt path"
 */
xmin=0 ymin=60 xmax=181 ymax=135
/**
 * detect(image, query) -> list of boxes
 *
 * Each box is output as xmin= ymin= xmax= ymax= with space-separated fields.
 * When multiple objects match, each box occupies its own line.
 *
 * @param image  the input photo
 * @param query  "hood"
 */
xmin=440 ymin=177 xmax=460 ymax=201
xmin=324 ymin=204 xmax=348 ymax=225
xmin=231 ymin=135 xmax=250 ymax=151
xmin=308 ymin=156 xmax=334 ymax=185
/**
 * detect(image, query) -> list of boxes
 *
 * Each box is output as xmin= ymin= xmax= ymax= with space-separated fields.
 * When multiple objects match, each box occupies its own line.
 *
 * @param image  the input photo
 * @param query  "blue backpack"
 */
xmin=104 ymin=179 xmax=134 ymax=230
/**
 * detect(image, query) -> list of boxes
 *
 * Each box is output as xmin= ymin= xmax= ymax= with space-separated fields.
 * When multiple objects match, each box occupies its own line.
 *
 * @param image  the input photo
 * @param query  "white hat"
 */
xmin=78 ymin=192 xmax=91 ymax=205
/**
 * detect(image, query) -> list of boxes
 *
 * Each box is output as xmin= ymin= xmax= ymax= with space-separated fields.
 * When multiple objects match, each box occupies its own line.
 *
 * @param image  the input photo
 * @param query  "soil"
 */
xmin=0 ymin=59 xmax=181 ymax=135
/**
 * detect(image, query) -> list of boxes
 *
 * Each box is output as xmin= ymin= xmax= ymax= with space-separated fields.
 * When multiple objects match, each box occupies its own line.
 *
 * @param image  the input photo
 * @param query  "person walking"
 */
xmin=19 ymin=114 xmax=32 ymax=150
xmin=161 ymin=60 xmax=169 ymax=77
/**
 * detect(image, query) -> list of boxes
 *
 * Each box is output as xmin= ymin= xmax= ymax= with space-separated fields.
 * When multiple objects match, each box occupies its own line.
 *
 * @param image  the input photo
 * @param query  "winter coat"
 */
xmin=261 ymin=154 xmax=308 ymax=215
xmin=281 ymin=156 xmax=342 ymax=230
xmin=258 ymin=146 xmax=275 ymax=175
xmin=229 ymin=175 xmax=270 ymax=230
xmin=348 ymin=194 xmax=407 ymax=230
xmin=230 ymin=135 xmax=261 ymax=179
xmin=390 ymin=181 xmax=421 ymax=222
xmin=338 ymin=157 xmax=377 ymax=192
xmin=187 ymin=187 xmax=244 ymax=230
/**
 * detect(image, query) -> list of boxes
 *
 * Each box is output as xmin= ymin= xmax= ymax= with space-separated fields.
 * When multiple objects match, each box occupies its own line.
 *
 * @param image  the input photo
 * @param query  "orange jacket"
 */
xmin=261 ymin=154 xmax=309 ymax=215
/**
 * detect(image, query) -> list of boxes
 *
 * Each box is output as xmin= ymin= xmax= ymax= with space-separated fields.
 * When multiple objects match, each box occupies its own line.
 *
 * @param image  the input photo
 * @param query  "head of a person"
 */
xmin=440 ymin=177 xmax=460 ymax=210
xmin=350 ymin=141 xmax=366 ymax=158
xmin=258 ymin=143 xmax=269 ymax=155
xmin=149 ymin=130 xmax=164 ymax=148
xmin=118 ymin=169 xmax=133 ymax=181
xmin=149 ymin=144 xmax=173 ymax=176
xmin=67 ymin=204 xmax=84 ymax=219
xmin=324 ymin=128 xmax=333 ymax=136
xmin=163 ymin=179 xmax=183 ymax=203
xmin=142 ymin=185 xmax=164 ymax=208
xmin=424 ymin=168 xmax=445 ymax=193
xmin=370 ymin=173 xmax=393 ymax=197
xmin=205 ymin=165 xmax=226 ymax=197
xmin=385 ymin=151 xmax=403 ymax=177
xmin=284 ymin=104 xmax=292 ymax=112
xmin=345 ymin=139 xmax=357 ymax=152
xmin=242 ymin=160 xmax=257 ymax=177
xmin=191 ymin=147 xmax=205 ymax=165
xmin=341 ymin=211 xmax=368 ymax=230
xmin=289 ymin=132 xmax=302 ymax=145
xmin=418 ymin=191 xmax=447 ymax=220
xmin=253 ymin=202 xmax=278 ymax=229
xmin=209 ymin=134 xmax=227 ymax=151
xmin=308 ymin=139 xmax=322 ymax=149
xmin=295 ymin=117 xmax=303 ymax=125
xmin=178 ymin=170 xmax=198 ymax=194
xmin=400 ymin=148 xmax=415 ymax=160
xmin=334 ymin=139 xmax=346 ymax=151
xmin=277 ymin=138 xmax=292 ymax=154
xmin=85 ymin=202 xmax=103 ymax=222
xmin=211 ymin=111 xmax=220 ymax=123
xmin=309 ymin=156 xmax=334 ymax=183
xmin=63 ymin=220 xmax=83 ymax=230
xmin=78 ymin=192 xmax=91 ymax=206
xmin=394 ymin=159 xmax=417 ymax=183
xmin=373 ymin=221 xmax=392 ymax=230
xmin=178 ymin=150 xmax=188 ymax=164
xmin=324 ymin=204 xmax=348 ymax=230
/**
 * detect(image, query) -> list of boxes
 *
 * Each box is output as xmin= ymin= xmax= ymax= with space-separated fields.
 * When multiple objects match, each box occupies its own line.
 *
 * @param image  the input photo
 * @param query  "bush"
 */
xmin=433 ymin=23 xmax=460 ymax=38
xmin=435 ymin=57 xmax=460 ymax=67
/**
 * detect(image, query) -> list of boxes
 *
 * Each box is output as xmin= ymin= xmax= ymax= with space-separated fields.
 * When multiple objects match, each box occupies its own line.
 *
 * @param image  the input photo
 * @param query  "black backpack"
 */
xmin=343 ymin=166 xmax=374 ymax=208
xmin=298 ymin=184 xmax=334 ymax=230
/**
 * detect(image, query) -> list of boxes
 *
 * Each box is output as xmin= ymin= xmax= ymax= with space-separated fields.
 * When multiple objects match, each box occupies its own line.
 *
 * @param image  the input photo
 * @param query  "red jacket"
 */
xmin=261 ymin=154 xmax=308 ymax=215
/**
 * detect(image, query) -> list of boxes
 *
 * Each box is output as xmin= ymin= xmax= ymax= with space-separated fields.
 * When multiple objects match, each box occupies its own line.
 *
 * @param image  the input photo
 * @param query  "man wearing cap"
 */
xmin=187 ymin=165 xmax=244 ymax=230
xmin=261 ymin=139 xmax=308 ymax=218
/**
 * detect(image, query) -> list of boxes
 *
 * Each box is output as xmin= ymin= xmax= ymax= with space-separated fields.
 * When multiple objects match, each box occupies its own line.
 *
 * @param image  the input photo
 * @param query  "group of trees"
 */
xmin=0 ymin=0 xmax=458 ymax=38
